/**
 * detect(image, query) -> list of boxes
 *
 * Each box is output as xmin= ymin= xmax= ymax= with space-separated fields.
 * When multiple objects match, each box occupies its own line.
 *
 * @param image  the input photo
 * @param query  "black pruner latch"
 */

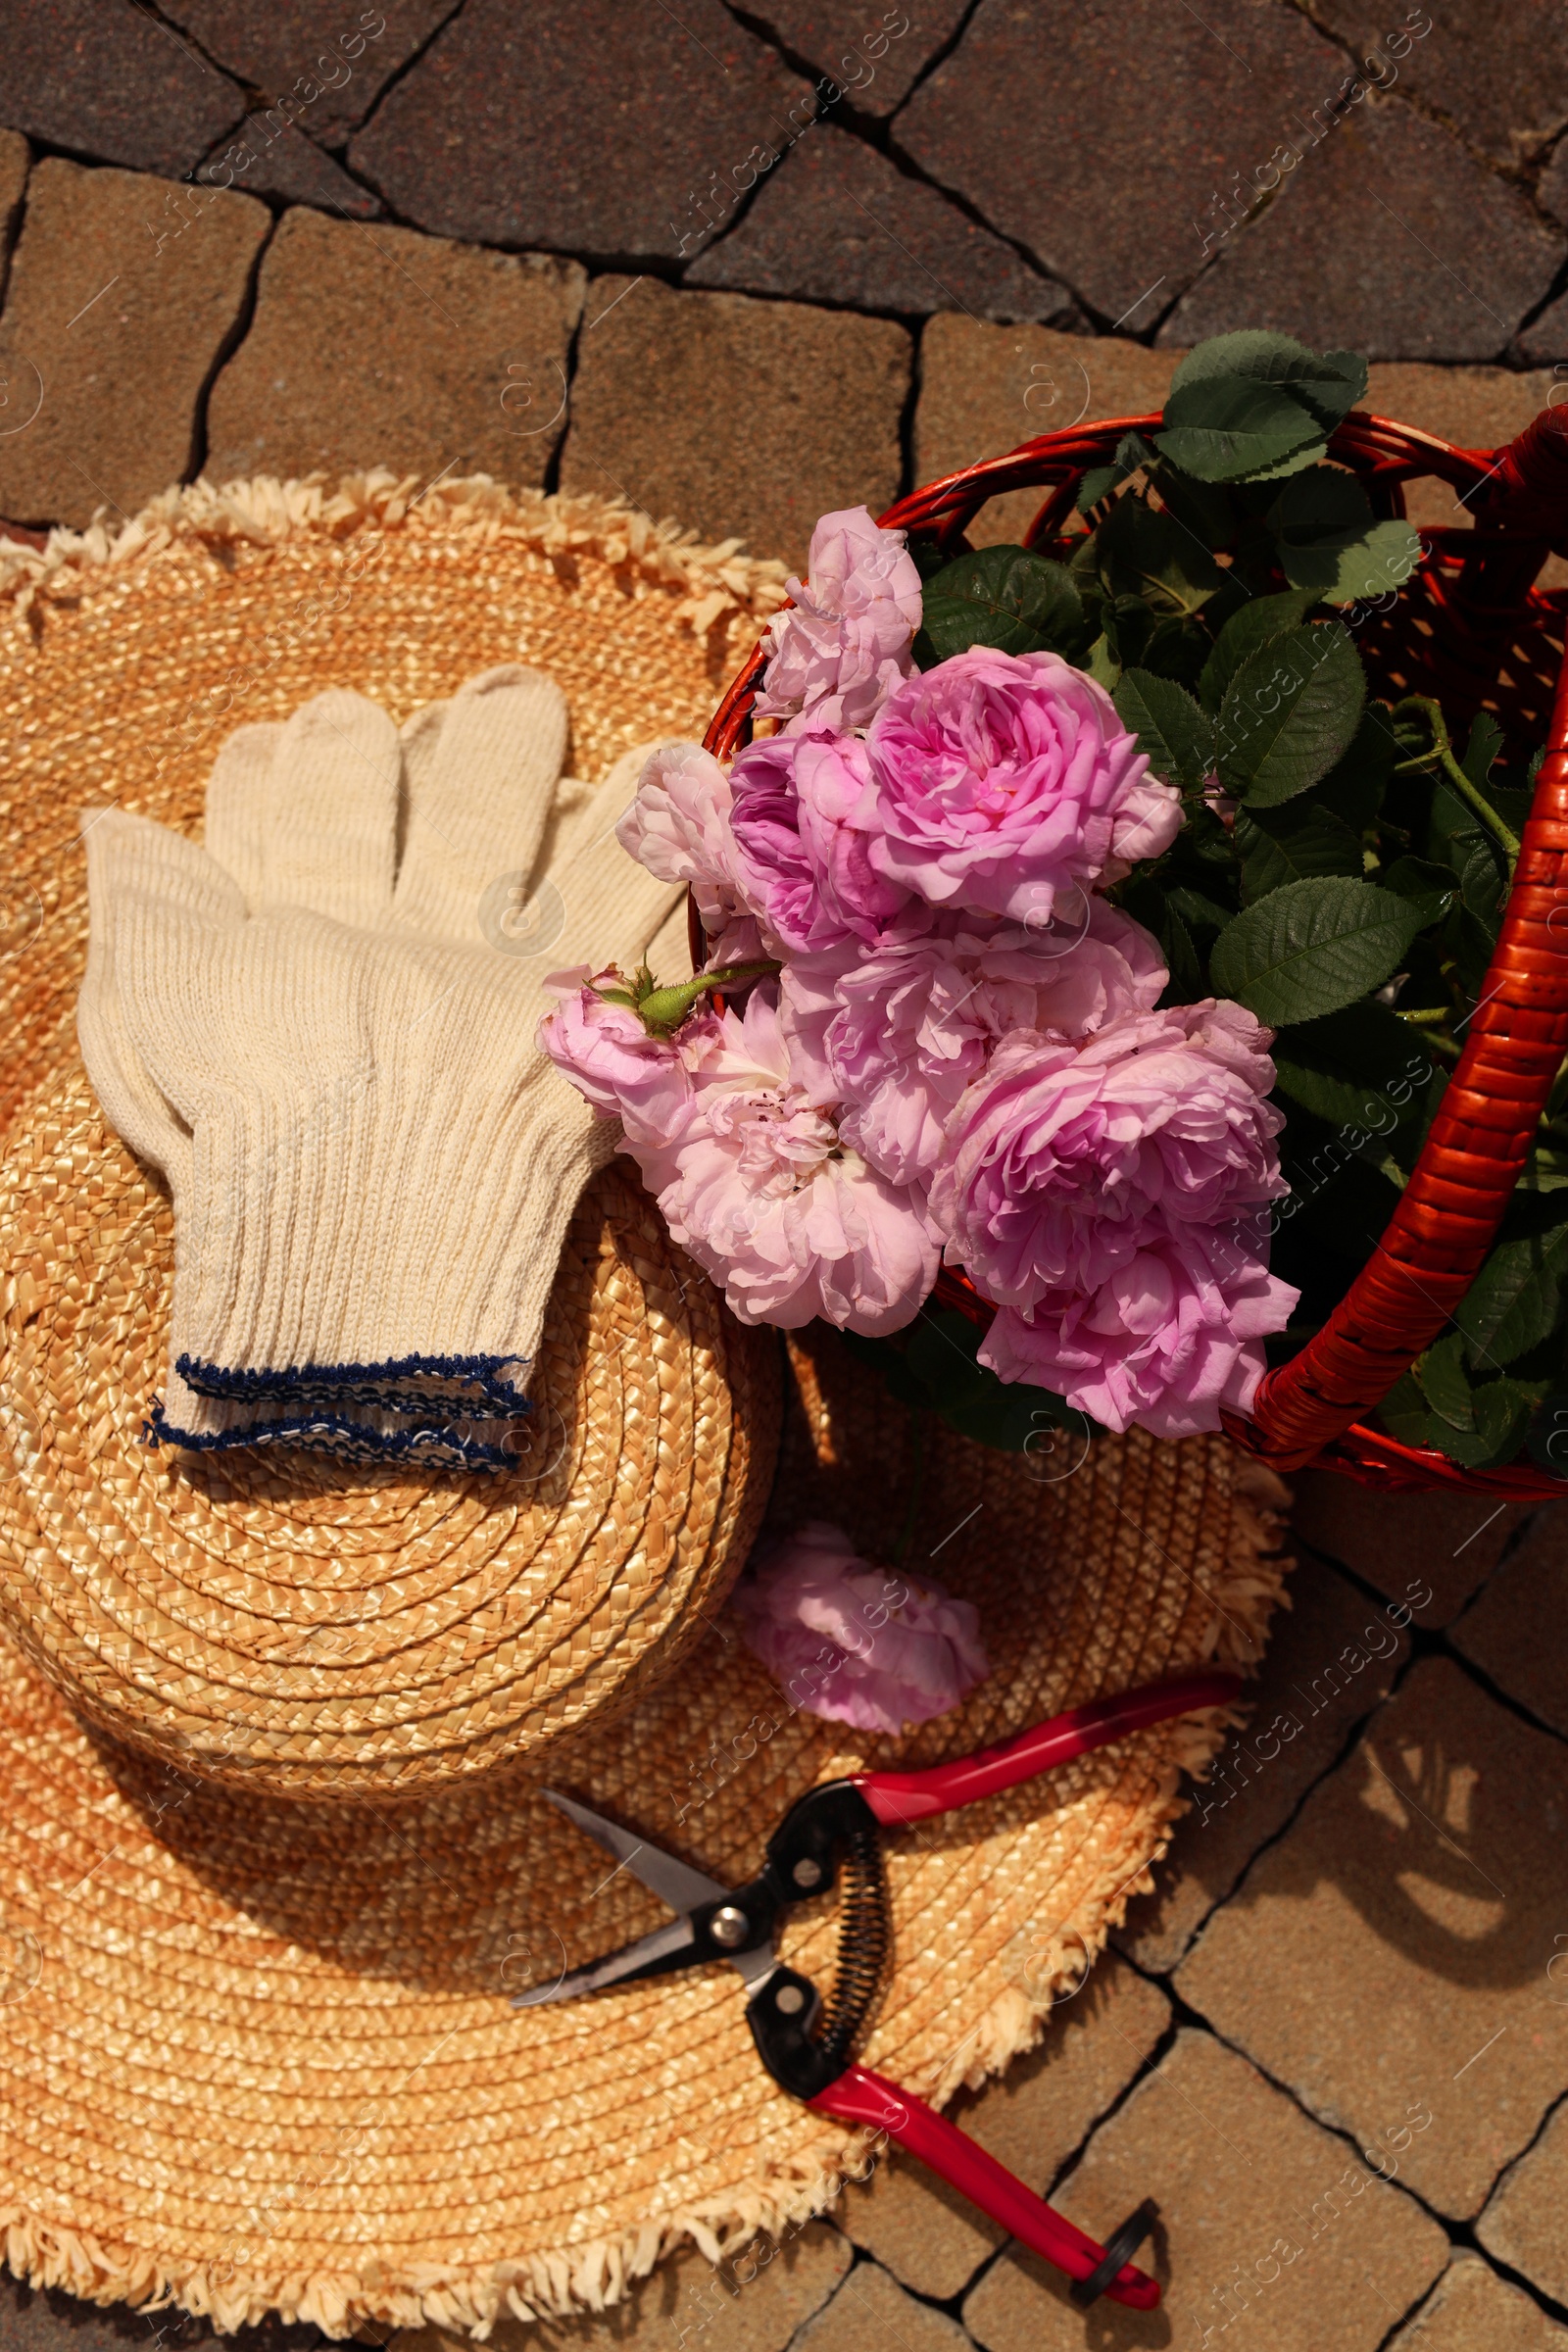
xmin=1070 ymin=2197 xmax=1160 ymax=2309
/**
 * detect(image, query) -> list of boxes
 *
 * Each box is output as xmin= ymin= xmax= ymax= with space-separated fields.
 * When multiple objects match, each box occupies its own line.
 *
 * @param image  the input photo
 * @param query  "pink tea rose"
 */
xmin=863 ymin=648 xmax=1182 ymax=923
xmin=929 ymin=1002 xmax=1288 ymax=1312
xmin=980 ymin=1225 xmax=1298 ymax=1439
xmin=616 ymin=742 xmax=751 ymax=943
xmin=755 ymin=507 xmax=923 ymax=735
xmin=729 ymin=728 xmax=919 ymax=954
xmin=734 ymin=1519 xmax=989 ymax=1734
xmin=656 ymin=987 xmax=937 ymax=1335
xmin=781 ymin=899 xmax=1168 ymax=1188
xmin=538 ymin=969 xmax=697 ymax=1158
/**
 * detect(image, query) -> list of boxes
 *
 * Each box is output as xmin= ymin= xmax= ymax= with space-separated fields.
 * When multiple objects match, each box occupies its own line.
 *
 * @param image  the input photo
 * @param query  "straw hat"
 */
xmin=0 ymin=473 xmax=789 ymax=1795
xmin=0 ymin=477 xmax=1292 ymax=2335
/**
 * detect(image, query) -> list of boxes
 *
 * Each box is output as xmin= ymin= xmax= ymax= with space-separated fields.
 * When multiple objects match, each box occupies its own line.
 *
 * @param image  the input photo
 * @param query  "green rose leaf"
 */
xmin=1236 ymin=801 xmax=1364 ymax=904
xmin=915 ymin=544 xmax=1085 ymax=663
xmin=1155 ymin=374 xmax=1326 ymax=485
xmin=1266 ymin=466 xmax=1423 ymax=602
xmin=1379 ymin=854 xmax=1458 ymax=929
xmin=1269 ymin=1001 xmax=1439 ymax=1127
xmin=1093 ymin=495 xmax=1225 ymax=614
xmin=1167 ymin=331 xmax=1366 ymax=427
xmin=1316 ymin=700 xmax=1397 ymax=832
xmin=1379 ymin=1369 xmax=1435 ymax=1449
xmin=1456 ymin=1196 xmax=1568 ymax=1367
xmin=1216 ymin=623 xmax=1366 ymax=807
xmin=1208 ymin=877 xmax=1423 ymax=1024
xmin=1199 ymin=588 xmax=1322 ymax=713
xmin=1423 ymin=1370 xmax=1537 ymax=1468
xmin=1112 ymin=667 xmax=1215 ymax=791
xmin=1416 ymin=1331 xmax=1474 ymax=1432
xmin=1075 ymin=430 xmax=1158 ymax=515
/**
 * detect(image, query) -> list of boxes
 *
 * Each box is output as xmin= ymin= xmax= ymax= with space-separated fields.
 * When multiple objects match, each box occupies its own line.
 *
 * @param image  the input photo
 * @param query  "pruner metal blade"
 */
xmin=514 ymin=1790 xmax=762 ymax=2012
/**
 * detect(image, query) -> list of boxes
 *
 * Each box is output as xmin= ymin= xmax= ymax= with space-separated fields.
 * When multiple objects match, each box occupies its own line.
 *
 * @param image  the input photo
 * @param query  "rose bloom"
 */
xmin=652 ymin=987 xmax=937 ymax=1336
xmin=781 ymin=898 xmax=1168 ymax=1189
xmin=928 ymin=1001 xmax=1288 ymax=1312
xmin=728 ymin=727 xmax=920 ymax=954
xmin=615 ymin=741 xmax=753 ymax=947
xmin=538 ymin=968 xmax=694 ymax=1157
xmin=734 ymin=1519 xmax=989 ymax=1734
xmin=980 ymin=1223 xmax=1298 ymax=1439
xmin=864 ymin=647 xmax=1182 ymax=923
xmin=754 ymin=507 xmax=923 ymax=735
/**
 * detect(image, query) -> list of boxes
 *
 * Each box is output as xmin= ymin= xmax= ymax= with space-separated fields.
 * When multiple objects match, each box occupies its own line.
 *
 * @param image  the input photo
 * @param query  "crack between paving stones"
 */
xmin=719 ymin=0 xmax=1089 ymax=329
xmin=183 ymin=207 xmax=276 ymax=487
xmin=1171 ymin=1978 xmax=1561 ymax=2285
xmin=336 ymin=0 xmax=470 ymax=151
xmin=1284 ymin=0 xmax=1566 ymax=204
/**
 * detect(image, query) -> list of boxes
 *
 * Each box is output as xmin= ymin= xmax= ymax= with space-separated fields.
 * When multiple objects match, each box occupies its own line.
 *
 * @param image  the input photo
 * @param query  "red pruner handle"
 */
xmin=854 ymin=1670 xmax=1243 ymax=1827
xmin=808 ymin=2064 xmax=1159 ymax=2310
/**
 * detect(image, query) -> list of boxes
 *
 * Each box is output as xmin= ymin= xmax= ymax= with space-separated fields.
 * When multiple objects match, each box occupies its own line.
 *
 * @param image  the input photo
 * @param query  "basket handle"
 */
xmin=1247 ymin=409 xmax=1568 ymax=1469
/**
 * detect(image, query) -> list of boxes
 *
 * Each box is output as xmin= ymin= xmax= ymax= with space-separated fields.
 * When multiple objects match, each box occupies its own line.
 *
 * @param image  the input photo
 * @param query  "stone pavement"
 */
xmin=6 ymin=6 xmax=1568 ymax=2351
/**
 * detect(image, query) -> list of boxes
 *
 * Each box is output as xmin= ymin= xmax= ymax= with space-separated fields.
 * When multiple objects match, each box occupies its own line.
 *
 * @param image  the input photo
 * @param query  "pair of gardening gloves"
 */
xmin=78 ymin=666 xmax=683 ymax=1471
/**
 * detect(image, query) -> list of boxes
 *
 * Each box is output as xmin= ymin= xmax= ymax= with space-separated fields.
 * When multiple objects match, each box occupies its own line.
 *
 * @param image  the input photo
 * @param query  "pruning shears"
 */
xmin=517 ymin=1668 xmax=1241 ymax=2310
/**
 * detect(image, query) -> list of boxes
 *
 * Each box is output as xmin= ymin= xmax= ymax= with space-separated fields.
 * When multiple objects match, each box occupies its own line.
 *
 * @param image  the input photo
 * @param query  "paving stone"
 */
xmin=0 ymin=0 xmax=245 ymax=180
xmin=559 ymin=277 xmax=908 ymax=569
xmin=1287 ymin=1469 xmax=1530 ymax=1624
xmin=1452 ymin=1507 xmax=1568 ymax=1736
xmin=0 ymin=2271 xmax=325 ymax=2352
xmin=1520 ymin=291 xmax=1568 ymax=368
xmin=913 ymin=317 xmax=1181 ymax=546
xmin=163 ymin=2 xmax=456 ymax=145
xmin=1479 ymin=2100 xmax=1568 ymax=2311
xmin=1303 ymin=0 xmax=1568 ymax=172
xmin=1389 ymin=2253 xmax=1568 ymax=2349
xmin=956 ymin=1951 xmax=1170 ymax=2187
xmin=350 ymin=0 xmax=815 ymax=266
xmin=205 ymin=207 xmax=583 ymax=490
xmin=0 ymin=157 xmax=269 ymax=532
xmin=1159 ymin=99 xmax=1566 ymax=363
xmin=392 ymin=2223 xmax=851 ymax=2352
xmin=1115 ymin=1558 xmax=1418 ymax=1973
xmin=743 ymin=3 xmax=970 ymax=119
xmin=687 ymin=122 xmax=1071 ymax=322
xmin=1539 ymin=138 xmax=1568 ymax=229
xmin=837 ymin=2152 xmax=1004 ymax=2301
xmin=0 ymin=131 xmax=27 ymax=295
xmin=1177 ymin=1657 xmax=1568 ymax=2221
xmin=795 ymin=2262 xmax=969 ymax=2352
xmin=195 ymin=118 xmax=383 ymax=218
xmin=894 ymin=0 xmax=1344 ymax=325
xmin=962 ymin=2029 xmax=1446 ymax=2352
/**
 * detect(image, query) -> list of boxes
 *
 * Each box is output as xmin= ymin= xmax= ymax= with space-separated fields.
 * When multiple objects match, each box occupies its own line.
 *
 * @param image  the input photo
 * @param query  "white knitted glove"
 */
xmin=83 ymin=668 xmax=679 ymax=1456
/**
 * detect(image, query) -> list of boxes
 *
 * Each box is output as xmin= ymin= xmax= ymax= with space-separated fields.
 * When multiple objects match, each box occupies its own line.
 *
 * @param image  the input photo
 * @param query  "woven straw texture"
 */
xmin=0 ymin=474 xmax=1290 ymax=2334
xmin=0 ymin=1319 xmax=1288 ymax=2337
xmin=0 ymin=474 xmax=792 ymax=1792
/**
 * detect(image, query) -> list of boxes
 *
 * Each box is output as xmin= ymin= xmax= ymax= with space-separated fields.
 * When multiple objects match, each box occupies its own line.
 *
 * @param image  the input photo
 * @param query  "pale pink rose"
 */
xmin=928 ymin=1003 xmax=1287 ymax=1312
xmin=980 ymin=1227 xmax=1298 ymax=1439
xmin=781 ymin=899 xmax=1168 ymax=1188
xmin=728 ymin=728 xmax=920 ymax=954
xmin=656 ymin=987 xmax=937 ymax=1336
xmin=755 ymin=507 xmax=923 ymax=735
xmin=538 ymin=969 xmax=696 ymax=1158
xmin=863 ymin=648 xmax=1182 ymax=923
xmin=733 ymin=1519 xmax=990 ymax=1734
xmin=616 ymin=742 xmax=752 ymax=943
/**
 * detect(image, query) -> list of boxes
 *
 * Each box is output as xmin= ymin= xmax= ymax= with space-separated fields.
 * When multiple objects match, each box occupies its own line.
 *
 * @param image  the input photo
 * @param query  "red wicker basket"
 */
xmin=703 ymin=402 xmax=1568 ymax=1499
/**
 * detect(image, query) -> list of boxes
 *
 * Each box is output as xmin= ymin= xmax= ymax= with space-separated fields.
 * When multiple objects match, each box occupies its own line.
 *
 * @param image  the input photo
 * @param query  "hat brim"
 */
xmin=0 ymin=1321 xmax=1287 ymax=2337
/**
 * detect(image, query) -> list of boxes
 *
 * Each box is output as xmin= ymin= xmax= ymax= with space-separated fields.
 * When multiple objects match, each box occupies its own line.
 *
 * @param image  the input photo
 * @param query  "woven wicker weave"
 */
xmin=706 ymin=405 xmax=1568 ymax=1500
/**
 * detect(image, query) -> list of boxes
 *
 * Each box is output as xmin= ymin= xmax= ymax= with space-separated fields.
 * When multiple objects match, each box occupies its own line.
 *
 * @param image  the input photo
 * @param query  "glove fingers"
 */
xmin=395 ymin=664 xmax=568 ymax=945
xmin=254 ymin=689 xmax=400 ymax=925
xmin=78 ymin=810 xmax=198 ymax=1189
xmin=203 ymin=722 xmax=283 ymax=906
xmin=549 ymin=749 xmax=685 ymax=974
